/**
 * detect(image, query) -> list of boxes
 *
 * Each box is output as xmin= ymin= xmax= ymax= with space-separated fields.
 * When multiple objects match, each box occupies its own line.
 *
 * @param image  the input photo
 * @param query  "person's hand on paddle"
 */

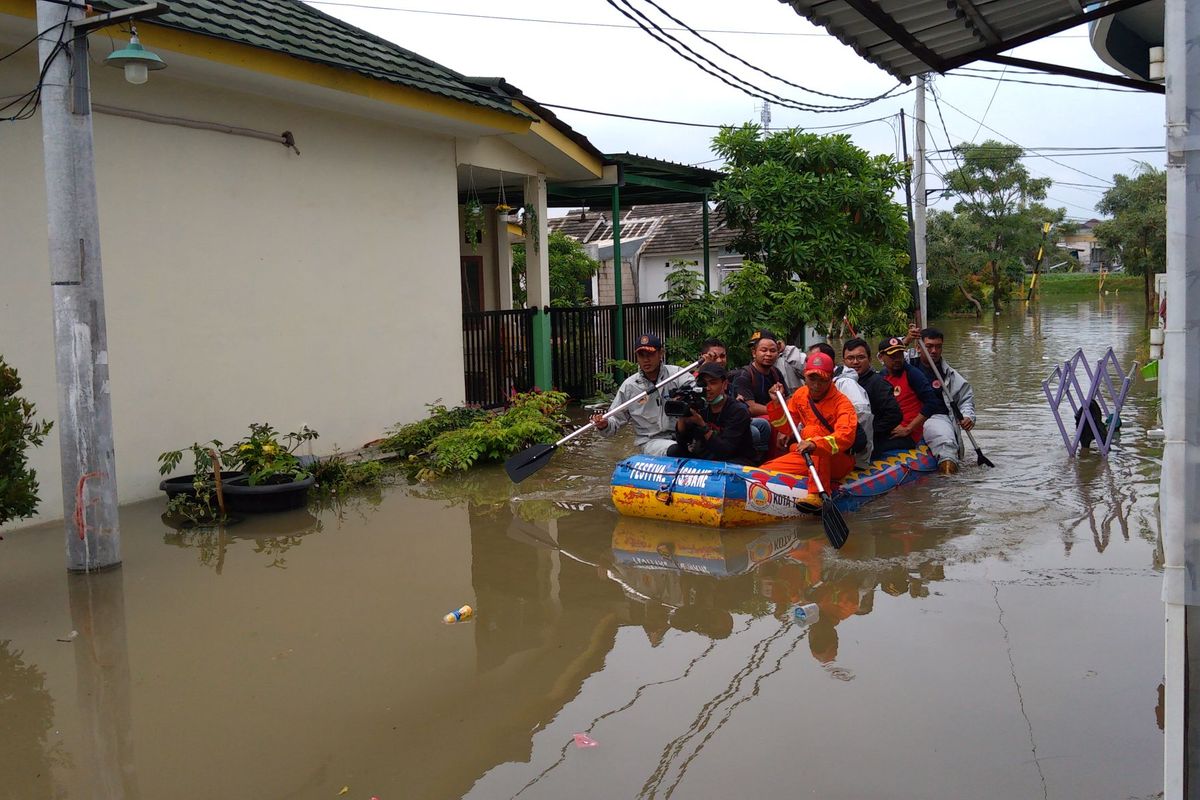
xmin=959 ymin=417 xmax=975 ymax=431
xmin=891 ymin=421 xmax=912 ymax=437
xmin=767 ymin=382 xmax=787 ymax=405
xmin=904 ymin=322 xmax=920 ymax=345
xmin=791 ymin=438 xmax=815 ymax=455
xmin=591 ymin=412 xmax=609 ymax=431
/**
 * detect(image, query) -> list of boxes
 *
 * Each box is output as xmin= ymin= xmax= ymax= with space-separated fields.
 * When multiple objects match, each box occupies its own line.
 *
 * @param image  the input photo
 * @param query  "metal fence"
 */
xmin=462 ymin=308 xmax=537 ymax=407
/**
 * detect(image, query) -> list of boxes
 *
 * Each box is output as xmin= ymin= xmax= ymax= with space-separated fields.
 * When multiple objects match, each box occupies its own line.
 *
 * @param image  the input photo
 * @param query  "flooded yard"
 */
xmin=1 ymin=296 xmax=1164 ymax=799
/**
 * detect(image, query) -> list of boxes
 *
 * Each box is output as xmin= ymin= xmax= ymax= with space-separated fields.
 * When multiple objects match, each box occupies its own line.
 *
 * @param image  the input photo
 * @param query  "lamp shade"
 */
xmin=104 ymin=35 xmax=166 ymax=84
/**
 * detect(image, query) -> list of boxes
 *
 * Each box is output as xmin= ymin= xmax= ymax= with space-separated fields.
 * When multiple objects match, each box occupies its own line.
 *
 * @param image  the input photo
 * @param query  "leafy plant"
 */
xmin=521 ymin=202 xmax=540 ymax=253
xmin=1094 ymin=163 xmax=1166 ymax=309
xmin=228 ymin=423 xmax=318 ymax=485
xmin=0 ymin=357 xmax=53 ymax=530
xmin=511 ymin=230 xmax=600 ymax=308
xmin=157 ymin=440 xmax=229 ymax=526
xmin=309 ymin=454 xmax=388 ymax=495
xmin=380 ymin=403 xmax=489 ymax=457
xmin=464 ymin=198 xmax=485 ymax=253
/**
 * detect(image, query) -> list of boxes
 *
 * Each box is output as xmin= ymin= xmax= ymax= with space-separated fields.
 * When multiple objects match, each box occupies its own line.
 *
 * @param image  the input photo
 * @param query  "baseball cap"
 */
xmin=749 ymin=329 xmax=779 ymax=347
xmin=878 ymin=336 xmax=906 ymax=356
xmin=804 ymin=352 xmax=834 ymax=378
xmin=634 ymin=333 xmax=662 ymax=353
xmin=697 ymin=362 xmax=728 ymax=381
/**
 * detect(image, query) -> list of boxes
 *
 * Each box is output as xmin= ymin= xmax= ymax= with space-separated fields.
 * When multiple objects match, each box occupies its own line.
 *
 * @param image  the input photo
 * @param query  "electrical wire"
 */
xmin=302 ymin=1 xmax=832 ymax=36
xmin=948 ymin=71 xmax=1144 ymax=93
xmin=1 ymin=19 xmax=70 ymax=122
xmin=971 ymin=63 xmax=1005 ymax=141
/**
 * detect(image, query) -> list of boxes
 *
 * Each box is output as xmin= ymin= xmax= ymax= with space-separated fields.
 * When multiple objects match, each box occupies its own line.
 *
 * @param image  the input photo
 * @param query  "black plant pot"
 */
xmin=222 ymin=474 xmax=315 ymax=514
xmin=159 ymin=472 xmax=245 ymax=500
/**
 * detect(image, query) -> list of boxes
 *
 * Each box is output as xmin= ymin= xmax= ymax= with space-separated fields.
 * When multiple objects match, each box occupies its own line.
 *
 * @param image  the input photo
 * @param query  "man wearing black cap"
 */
xmin=592 ymin=333 xmax=694 ymax=455
xmin=667 ymin=361 xmax=757 ymax=465
xmin=876 ymin=335 xmax=948 ymax=454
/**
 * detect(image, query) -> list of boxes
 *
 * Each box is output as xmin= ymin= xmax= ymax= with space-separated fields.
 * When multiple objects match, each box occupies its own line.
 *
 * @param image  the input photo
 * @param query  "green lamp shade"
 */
xmin=105 ymin=36 xmax=166 ymax=85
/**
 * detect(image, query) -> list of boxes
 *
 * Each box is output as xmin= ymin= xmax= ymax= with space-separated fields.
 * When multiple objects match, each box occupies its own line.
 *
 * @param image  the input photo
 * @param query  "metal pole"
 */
xmin=702 ymin=198 xmax=711 ymax=294
xmin=611 ymin=184 xmax=624 ymax=363
xmin=36 ymin=1 xmax=121 ymax=572
xmin=1162 ymin=2 xmax=1200 ymax=796
xmin=914 ymin=75 xmax=928 ymax=329
xmin=899 ymin=109 xmax=919 ymax=323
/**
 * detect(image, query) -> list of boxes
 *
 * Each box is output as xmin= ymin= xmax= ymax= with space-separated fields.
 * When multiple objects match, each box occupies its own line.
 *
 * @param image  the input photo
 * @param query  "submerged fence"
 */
xmin=462 ymin=308 xmax=537 ymax=408
xmin=462 ymin=301 xmax=683 ymax=405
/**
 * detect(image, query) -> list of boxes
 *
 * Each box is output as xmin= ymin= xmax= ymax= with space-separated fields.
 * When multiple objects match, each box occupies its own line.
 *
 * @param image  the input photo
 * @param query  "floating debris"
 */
xmin=56 ymin=630 xmax=78 ymax=643
xmin=572 ymin=733 xmax=598 ymax=748
xmin=443 ymin=605 xmax=473 ymax=624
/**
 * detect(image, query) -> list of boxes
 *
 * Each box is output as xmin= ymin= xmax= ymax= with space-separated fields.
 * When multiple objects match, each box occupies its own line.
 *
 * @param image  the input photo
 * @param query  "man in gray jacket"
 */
xmin=591 ymin=334 xmax=694 ymax=455
xmin=906 ymin=325 xmax=976 ymax=473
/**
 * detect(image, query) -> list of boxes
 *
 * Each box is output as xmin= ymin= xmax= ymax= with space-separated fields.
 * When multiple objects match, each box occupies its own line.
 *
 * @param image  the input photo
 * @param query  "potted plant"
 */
xmin=221 ymin=423 xmax=319 ymax=513
xmin=463 ymin=197 xmax=484 ymax=253
xmin=157 ymin=442 xmax=241 ymax=526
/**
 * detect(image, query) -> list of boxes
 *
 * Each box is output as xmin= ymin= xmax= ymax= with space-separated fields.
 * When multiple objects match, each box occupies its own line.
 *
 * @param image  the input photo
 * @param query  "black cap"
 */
xmin=697 ymin=362 xmax=728 ymax=381
xmin=749 ymin=329 xmax=779 ymax=346
xmin=635 ymin=333 xmax=662 ymax=352
xmin=878 ymin=336 xmax=905 ymax=355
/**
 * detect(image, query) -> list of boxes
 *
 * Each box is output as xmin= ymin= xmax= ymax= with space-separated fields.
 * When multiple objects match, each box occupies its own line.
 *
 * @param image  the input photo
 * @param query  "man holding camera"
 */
xmin=592 ymin=334 xmax=693 ymax=455
xmin=667 ymin=362 xmax=757 ymax=466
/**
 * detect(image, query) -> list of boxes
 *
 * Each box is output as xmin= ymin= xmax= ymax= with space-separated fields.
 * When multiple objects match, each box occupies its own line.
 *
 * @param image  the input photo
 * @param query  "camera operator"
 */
xmin=667 ymin=362 xmax=758 ymax=466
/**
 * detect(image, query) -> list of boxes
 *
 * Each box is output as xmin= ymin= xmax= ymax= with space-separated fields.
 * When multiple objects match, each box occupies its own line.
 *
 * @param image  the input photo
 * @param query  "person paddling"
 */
xmin=905 ymin=325 xmax=977 ymax=473
xmin=591 ymin=334 xmax=693 ymax=455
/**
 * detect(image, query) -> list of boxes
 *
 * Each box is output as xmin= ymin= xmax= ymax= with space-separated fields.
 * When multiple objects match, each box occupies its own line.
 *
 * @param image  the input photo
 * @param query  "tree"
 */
xmin=925 ymin=209 xmax=986 ymax=318
xmin=511 ymin=230 xmax=601 ymax=307
xmin=1 ymin=357 xmax=53 ymax=530
xmin=941 ymin=140 xmax=1065 ymax=312
xmin=712 ymin=124 xmax=911 ymax=336
xmin=1094 ymin=164 xmax=1166 ymax=309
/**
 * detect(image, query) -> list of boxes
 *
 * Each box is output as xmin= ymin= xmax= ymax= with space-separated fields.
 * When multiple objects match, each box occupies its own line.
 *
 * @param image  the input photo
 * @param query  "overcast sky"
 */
xmin=304 ymin=0 xmax=1166 ymax=221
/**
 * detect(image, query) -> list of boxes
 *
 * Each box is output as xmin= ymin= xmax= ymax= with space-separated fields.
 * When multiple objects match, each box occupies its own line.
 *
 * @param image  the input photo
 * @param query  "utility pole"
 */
xmin=759 ymin=101 xmax=771 ymax=130
xmin=36 ymin=1 xmax=121 ymax=571
xmin=899 ymin=109 xmax=918 ymax=324
xmin=913 ymin=75 xmax=928 ymax=328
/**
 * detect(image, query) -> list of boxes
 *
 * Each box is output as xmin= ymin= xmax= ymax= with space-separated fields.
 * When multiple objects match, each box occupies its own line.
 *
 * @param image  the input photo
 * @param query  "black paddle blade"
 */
xmin=504 ymin=443 xmax=557 ymax=483
xmin=975 ymin=448 xmax=996 ymax=468
xmin=819 ymin=494 xmax=850 ymax=549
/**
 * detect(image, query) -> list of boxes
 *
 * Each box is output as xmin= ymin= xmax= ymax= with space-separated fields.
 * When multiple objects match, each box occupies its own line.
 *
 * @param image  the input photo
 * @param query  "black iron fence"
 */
xmin=462 ymin=308 xmax=537 ymax=407
xmin=462 ymin=302 xmax=683 ymax=405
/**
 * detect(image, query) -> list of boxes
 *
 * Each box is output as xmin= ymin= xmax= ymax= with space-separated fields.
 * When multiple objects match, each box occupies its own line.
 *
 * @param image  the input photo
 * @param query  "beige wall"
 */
xmin=1 ymin=57 xmax=465 ymax=528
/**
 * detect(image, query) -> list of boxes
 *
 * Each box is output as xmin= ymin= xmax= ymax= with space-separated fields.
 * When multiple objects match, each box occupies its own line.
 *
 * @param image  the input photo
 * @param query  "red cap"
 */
xmin=804 ymin=352 xmax=834 ymax=378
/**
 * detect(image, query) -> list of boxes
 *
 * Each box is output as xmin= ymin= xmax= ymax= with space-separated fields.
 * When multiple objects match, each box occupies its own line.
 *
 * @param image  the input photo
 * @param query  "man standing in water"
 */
xmin=592 ymin=334 xmax=693 ymax=455
xmin=905 ymin=325 xmax=977 ymax=473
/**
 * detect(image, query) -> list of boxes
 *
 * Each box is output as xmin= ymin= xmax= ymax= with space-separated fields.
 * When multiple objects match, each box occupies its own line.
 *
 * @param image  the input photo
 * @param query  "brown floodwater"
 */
xmin=1 ymin=296 xmax=1164 ymax=800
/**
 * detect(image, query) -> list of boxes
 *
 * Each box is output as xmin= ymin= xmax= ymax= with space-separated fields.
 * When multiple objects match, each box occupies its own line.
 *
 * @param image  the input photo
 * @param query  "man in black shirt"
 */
xmin=732 ymin=329 xmax=788 ymax=458
xmin=841 ymin=338 xmax=904 ymax=453
xmin=668 ymin=362 xmax=758 ymax=466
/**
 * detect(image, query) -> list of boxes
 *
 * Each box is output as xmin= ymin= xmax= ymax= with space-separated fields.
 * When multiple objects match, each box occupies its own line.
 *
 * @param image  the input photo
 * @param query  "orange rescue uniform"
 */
xmin=762 ymin=384 xmax=858 ymax=495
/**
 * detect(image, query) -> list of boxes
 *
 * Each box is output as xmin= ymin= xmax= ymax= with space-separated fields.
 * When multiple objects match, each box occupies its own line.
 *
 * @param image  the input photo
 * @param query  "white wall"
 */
xmin=1 ymin=57 xmax=464 ymax=527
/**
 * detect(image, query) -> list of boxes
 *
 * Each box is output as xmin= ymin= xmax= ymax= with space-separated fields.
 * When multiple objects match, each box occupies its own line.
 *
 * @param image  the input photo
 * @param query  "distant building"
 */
xmin=1059 ymin=219 xmax=1114 ymax=272
xmin=548 ymin=203 xmax=741 ymax=303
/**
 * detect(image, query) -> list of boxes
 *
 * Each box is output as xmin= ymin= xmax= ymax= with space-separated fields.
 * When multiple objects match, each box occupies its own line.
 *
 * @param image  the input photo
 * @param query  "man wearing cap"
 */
xmin=876 ymin=336 xmax=949 ymax=457
xmin=667 ymin=362 xmax=757 ymax=465
xmin=732 ymin=329 xmax=788 ymax=457
xmin=903 ymin=325 xmax=976 ymax=473
xmin=761 ymin=352 xmax=858 ymax=511
xmin=591 ymin=333 xmax=693 ymax=455
xmin=809 ymin=342 xmax=874 ymax=468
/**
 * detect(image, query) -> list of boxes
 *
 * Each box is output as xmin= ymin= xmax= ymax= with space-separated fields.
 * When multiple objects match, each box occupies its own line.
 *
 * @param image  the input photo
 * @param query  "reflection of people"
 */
xmin=591 ymin=334 xmax=693 ymax=455
xmin=667 ymin=362 xmax=757 ymax=465
xmin=669 ymin=605 xmax=734 ymax=640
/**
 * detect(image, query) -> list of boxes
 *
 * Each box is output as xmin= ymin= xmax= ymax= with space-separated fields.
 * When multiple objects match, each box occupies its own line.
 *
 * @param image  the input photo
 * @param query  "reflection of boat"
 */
xmin=611 ymin=447 xmax=937 ymax=527
xmin=611 ymin=518 xmax=799 ymax=577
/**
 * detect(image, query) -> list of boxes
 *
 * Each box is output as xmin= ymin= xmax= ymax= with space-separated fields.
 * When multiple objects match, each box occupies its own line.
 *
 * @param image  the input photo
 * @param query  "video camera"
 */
xmin=663 ymin=384 xmax=707 ymax=418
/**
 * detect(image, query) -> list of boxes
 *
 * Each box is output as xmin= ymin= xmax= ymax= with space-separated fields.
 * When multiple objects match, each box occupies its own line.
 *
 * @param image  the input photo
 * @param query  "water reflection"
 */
xmin=161 ymin=509 xmax=322 ymax=571
xmin=0 ymin=639 xmax=62 ymax=797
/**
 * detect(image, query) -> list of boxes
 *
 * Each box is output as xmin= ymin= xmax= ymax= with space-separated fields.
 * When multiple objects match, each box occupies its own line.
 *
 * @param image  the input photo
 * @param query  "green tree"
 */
xmin=941 ymin=140 xmax=1066 ymax=312
xmin=1093 ymin=164 xmax=1166 ymax=309
xmin=926 ymin=209 xmax=986 ymax=318
xmin=511 ymin=230 xmax=601 ymax=307
xmin=712 ymin=124 xmax=911 ymax=336
xmin=1 ymin=357 xmax=53 ymax=530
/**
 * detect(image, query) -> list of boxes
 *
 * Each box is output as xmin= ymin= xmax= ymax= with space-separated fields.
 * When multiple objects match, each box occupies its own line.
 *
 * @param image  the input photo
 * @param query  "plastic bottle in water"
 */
xmin=793 ymin=602 xmax=820 ymax=625
xmin=443 ymin=605 xmax=473 ymax=624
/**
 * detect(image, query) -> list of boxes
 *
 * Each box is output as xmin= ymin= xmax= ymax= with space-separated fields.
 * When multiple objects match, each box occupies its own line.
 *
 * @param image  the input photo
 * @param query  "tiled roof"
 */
xmin=101 ymin=0 xmax=526 ymax=118
xmin=548 ymin=203 xmax=739 ymax=255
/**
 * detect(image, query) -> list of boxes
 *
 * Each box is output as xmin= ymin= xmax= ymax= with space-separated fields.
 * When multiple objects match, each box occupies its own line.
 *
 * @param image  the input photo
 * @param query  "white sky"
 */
xmin=303 ymin=0 xmax=1166 ymax=221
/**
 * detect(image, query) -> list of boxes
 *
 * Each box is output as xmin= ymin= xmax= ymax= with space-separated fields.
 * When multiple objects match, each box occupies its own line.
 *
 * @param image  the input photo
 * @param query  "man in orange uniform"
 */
xmin=761 ymin=352 xmax=858 ymax=511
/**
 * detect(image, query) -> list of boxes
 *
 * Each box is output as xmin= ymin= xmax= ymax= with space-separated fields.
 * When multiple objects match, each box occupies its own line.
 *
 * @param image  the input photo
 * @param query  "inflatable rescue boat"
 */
xmin=611 ymin=446 xmax=937 ymax=528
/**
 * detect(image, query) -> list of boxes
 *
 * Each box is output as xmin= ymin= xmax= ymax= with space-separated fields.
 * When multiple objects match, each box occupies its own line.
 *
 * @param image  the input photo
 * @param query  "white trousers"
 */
xmin=922 ymin=414 xmax=963 ymax=464
xmin=642 ymin=436 xmax=677 ymax=456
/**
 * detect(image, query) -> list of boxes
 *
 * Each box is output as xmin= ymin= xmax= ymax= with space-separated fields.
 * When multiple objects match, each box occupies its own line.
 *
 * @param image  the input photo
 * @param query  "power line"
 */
xmin=540 ymin=103 xmax=898 ymax=131
xmin=302 ymin=1 xmax=830 ymax=36
xmin=948 ymin=71 xmax=1144 ymax=93
xmin=604 ymin=0 xmax=910 ymax=113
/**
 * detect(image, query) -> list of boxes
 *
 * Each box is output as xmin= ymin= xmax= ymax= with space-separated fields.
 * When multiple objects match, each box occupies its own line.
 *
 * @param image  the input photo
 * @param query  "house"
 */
xmin=1058 ymin=219 xmax=1113 ymax=272
xmin=548 ymin=202 xmax=741 ymax=303
xmin=0 ymin=0 xmax=604 ymax=528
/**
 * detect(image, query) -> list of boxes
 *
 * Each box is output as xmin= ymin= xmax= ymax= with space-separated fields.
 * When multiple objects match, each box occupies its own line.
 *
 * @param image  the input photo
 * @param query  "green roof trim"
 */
xmin=97 ymin=0 xmax=529 ymax=118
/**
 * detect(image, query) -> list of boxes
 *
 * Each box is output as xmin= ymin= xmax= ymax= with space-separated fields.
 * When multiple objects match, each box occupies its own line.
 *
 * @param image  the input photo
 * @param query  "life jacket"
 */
xmin=884 ymin=368 xmax=925 ymax=441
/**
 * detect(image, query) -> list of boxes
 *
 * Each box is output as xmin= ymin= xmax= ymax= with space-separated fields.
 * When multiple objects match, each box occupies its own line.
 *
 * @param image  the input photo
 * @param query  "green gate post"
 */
xmin=702 ymin=197 xmax=711 ymax=293
xmin=611 ymin=184 xmax=624 ymax=365
xmin=533 ymin=308 xmax=552 ymax=391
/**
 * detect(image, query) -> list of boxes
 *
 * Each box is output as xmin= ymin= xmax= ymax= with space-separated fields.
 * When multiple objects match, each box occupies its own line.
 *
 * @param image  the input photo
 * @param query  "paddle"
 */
xmin=504 ymin=360 xmax=702 ymax=483
xmin=913 ymin=338 xmax=995 ymax=468
xmin=773 ymin=389 xmax=850 ymax=549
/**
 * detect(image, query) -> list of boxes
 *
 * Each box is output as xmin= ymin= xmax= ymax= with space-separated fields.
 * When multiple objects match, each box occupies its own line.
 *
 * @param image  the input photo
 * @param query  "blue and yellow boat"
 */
xmin=611 ymin=446 xmax=937 ymax=528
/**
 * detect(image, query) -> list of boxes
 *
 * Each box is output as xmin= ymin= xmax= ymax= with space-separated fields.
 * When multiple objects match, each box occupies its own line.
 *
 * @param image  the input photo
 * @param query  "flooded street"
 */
xmin=1 ymin=296 xmax=1164 ymax=800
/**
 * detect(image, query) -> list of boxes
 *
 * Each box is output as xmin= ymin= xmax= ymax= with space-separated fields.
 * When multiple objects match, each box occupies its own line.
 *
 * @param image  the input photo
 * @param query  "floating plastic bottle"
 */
xmin=443 ymin=605 xmax=473 ymax=624
xmin=793 ymin=602 xmax=820 ymax=625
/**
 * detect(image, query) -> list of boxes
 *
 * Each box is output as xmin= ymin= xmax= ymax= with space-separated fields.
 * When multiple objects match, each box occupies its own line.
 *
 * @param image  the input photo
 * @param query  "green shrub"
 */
xmin=0 ymin=357 xmax=53 ymax=529
xmin=380 ymin=403 xmax=488 ymax=457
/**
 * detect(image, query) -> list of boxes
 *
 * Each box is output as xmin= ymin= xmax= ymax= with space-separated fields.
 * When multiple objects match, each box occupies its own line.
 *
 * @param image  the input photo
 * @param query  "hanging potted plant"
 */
xmin=463 ymin=197 xmax=485 ymax=252
xmin=521 ymin=202 xmax=539 ymax=253
xmin=495 ymin=170 xmax=513 ymax=216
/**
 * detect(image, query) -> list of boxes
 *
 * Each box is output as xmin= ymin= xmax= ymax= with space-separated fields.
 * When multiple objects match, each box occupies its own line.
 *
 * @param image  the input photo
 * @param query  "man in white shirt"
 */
xmin=591 ymin=334 xmax=694 ymax=455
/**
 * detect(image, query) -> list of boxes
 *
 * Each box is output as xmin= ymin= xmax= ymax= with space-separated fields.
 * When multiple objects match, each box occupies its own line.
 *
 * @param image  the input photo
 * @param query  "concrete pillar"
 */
xmin=497 ymin=213 xmax=514 ymax=310
xmin=524 ymin=173 xmax=552 ymax=389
